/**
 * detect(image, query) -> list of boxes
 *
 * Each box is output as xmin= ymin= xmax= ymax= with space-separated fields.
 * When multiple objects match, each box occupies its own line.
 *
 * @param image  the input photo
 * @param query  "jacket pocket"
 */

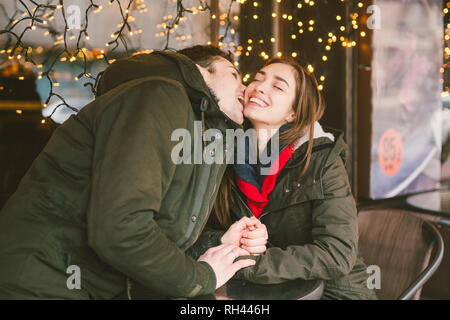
xmin=267 ymin=178 xmax=324 ymax=213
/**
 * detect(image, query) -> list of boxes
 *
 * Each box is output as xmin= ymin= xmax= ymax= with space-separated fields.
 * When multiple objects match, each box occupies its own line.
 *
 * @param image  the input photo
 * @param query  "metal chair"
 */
xmin=357 ymin=209 xmax=444 ymax=300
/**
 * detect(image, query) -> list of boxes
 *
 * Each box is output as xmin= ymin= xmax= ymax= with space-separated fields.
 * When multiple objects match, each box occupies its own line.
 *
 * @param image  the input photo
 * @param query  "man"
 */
xmin=0 ymin=45 xmax=261 ymax=299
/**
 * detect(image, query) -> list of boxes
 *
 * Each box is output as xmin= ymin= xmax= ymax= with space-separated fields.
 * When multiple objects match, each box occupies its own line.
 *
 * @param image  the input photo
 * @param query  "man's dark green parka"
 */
xmin=0 ymin=51 xmax=238 ymax=299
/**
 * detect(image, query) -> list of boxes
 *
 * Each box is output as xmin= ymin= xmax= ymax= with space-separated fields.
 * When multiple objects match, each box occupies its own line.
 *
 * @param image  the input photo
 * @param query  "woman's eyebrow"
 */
xmin=274 ymin=76 xmax=289 ymax=87
xmin=257 ymin=71 xmax=289 ymax=87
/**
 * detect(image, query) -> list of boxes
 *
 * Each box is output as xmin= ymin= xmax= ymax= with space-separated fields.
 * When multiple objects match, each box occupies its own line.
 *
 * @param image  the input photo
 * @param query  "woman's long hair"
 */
xmin=213 ymin=57 xmax=326 ymax=228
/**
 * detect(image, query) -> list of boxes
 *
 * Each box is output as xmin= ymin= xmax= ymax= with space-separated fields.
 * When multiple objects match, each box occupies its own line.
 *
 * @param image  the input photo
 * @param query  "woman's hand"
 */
xmin=220 ymin=216 xmax=261 ymax=247
xmin=220 ymin=216 xmax=269 ymax=256
xmin=240 ymin=223 xmax=268 ymax=255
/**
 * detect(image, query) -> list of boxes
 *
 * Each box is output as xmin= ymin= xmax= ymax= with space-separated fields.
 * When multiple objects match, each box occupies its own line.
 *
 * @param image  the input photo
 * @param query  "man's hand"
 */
xmin=198 ymin=244 xmax=256 ymax=289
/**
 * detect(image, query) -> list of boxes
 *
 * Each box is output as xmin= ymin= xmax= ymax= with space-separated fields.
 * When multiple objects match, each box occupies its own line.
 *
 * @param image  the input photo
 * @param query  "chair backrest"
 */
xmin=357 ymin=209 xmax=435 ymax=300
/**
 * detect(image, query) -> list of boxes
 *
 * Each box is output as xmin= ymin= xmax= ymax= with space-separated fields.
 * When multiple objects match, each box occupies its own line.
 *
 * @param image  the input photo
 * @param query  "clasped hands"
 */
xmin=198 ymin=216 xmax=268 ymax=289
xmin=220 ymin=216 xmax=268 ymax=255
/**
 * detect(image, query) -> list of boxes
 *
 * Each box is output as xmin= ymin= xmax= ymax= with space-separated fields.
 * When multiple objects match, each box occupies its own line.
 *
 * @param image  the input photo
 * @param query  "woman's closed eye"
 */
xmin=273 ymin=83 xmax=285 ymax=91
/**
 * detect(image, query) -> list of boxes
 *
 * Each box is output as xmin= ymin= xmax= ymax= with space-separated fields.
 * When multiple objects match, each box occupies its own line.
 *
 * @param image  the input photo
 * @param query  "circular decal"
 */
xmin=378 ymin=128 xmax=403 ymax=177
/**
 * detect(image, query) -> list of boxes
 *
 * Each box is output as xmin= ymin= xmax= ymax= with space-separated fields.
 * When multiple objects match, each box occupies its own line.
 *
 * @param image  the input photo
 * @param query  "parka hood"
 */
xmin=96 ymin=50 xmax=230 ymax=121
xmin=290 ymin=122 xmax=348 ymax=168
xmin=293 ymin=121 xmax=335 ymax=151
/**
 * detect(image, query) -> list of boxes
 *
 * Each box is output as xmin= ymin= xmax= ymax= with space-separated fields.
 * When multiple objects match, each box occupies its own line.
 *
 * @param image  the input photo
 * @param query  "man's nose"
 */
xmin=240 ymin=83 xmax=246 ymax=94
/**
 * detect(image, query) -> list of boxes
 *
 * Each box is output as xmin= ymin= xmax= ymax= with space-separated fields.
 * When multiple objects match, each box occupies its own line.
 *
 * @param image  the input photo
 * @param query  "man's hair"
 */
xmin=177 ymin=45 xmax=234 ymax=73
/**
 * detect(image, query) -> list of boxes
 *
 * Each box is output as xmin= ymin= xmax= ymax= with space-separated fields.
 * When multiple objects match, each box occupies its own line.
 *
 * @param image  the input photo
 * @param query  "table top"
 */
xmin=405 ymin=189 xmax=450 ymax=217
xmin=195 ymin=279 xmax=324 ymax=300
xmin=120 ymin=278 xmax=324 ymax=300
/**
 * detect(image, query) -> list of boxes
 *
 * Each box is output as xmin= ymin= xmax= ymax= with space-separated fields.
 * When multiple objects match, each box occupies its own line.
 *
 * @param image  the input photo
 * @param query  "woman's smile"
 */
xmin=247 ymin=94 xmax=270 ymax=108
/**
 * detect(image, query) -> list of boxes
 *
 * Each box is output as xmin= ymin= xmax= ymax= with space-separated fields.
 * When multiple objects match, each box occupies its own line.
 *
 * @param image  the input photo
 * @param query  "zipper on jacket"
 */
xmin=231 ymin=185 xmax=274 ymax=220
xmin=231 ymin=185 xmax=253 ymax=218
xmin=203 ymin=179 xmax=218 ymax=228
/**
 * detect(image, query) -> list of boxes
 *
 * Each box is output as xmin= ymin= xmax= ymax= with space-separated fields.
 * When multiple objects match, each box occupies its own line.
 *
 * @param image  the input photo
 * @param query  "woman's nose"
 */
xmin=255 ymin=81 xmax=266 ymax=94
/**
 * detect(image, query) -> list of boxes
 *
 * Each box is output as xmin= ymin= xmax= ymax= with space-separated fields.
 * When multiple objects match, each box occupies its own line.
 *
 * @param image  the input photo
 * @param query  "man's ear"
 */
xmin=196 ymin=64 xmax=210 ymax=83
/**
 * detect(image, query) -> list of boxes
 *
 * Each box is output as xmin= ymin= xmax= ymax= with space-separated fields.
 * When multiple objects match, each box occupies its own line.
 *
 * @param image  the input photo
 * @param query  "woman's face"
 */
xmin=244 ymin=63 xmax=297 ymax=129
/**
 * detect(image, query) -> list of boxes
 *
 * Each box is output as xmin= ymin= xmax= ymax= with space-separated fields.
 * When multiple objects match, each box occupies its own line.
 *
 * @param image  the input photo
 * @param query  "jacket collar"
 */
xmin=231 ymin=126 xmax=348 ymax=217
xmin=288 ymin=125 xmax=345 ymax=167
xmin=292 ymin=121 xmax=335 ymax=151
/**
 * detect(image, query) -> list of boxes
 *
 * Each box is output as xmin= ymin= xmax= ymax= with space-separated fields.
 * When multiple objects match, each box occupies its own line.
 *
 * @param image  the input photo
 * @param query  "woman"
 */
xmin=191 ymin=57 xmax=377 ymax=300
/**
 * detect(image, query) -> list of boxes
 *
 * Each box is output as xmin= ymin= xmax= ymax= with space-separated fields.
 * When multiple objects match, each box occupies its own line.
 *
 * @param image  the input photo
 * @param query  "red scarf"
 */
xmin=235 ymin=144 xmax=294 ymax=218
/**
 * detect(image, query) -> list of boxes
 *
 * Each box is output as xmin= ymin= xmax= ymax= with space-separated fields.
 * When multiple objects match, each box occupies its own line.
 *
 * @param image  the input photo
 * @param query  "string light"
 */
xmin=7 ymin=0 xmax=442 ymax=113
xmin=441 ymin=5 xmax=450 ymax=97
xmin=0 ymin=0 xmax=240 ymax=117
xmin=218 ymin=0 xmax=364 ymax=92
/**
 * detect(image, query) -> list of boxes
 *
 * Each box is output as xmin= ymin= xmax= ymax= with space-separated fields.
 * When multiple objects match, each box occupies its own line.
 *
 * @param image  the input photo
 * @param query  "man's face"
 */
xmin=200 ymin=57 xmax=246 ymax=125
